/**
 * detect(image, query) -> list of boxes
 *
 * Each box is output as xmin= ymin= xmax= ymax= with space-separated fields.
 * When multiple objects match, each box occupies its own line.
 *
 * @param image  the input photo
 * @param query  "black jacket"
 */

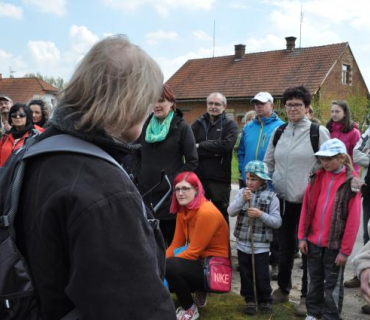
xmin=192 ymin=112 xmax=238 ymax=184
xmin=15 ymin=107 xmax=176 ymax=320
xmin=136 ymin=109 xmax=198 ymax=220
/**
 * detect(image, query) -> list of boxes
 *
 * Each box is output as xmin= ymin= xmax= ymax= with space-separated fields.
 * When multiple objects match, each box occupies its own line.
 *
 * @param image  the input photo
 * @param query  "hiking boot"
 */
xmin=259 ymin=302 xmax=273 ymax=314
xmin=244 ymin=302 xmax=257 ymax=315
xmin=344 ymin=276 xmax=360 ymax=288
xmin=295 ymin=297 xmax=307 ymax=316
xmin=176 ymin=305 xmax=199 ymax=320
xmin=194 ymin=291 xmax=207 ymax=308
xmin=362 ymin=304 xmax=370 ymax=314
xmin=272 ymin=288 xmax=289 ymax=303
xmin=271 ymin=265 xmax=278 ymax=281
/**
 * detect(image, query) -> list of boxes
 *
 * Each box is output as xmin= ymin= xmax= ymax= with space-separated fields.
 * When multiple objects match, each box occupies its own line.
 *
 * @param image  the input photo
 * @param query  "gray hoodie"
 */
xmin=264 ymin=117 xmax=330 ymax=203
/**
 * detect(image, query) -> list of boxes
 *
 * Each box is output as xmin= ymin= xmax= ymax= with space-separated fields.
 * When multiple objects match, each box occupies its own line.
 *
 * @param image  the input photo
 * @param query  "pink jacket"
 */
xmin=298 ymin=167 xmax=361 ymax=256
xmin=330 ymin=122 xmax=361 ymax=173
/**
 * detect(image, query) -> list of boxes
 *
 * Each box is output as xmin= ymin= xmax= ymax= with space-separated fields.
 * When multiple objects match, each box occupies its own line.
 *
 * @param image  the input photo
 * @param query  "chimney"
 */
xmin=285 ymin=36 xmax=297 ymax=51
xmin=234 ymin=44 xmax=246 ymax=60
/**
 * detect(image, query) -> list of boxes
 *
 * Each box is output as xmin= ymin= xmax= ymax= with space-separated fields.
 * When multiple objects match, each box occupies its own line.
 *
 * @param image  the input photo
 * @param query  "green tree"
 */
xmin=24 ymin=72 xmax=67 ymax=90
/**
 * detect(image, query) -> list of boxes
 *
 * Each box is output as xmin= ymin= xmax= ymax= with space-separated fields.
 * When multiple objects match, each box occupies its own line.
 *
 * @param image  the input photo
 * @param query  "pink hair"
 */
xmin=170 ymin=171 xmax=205 ymax=213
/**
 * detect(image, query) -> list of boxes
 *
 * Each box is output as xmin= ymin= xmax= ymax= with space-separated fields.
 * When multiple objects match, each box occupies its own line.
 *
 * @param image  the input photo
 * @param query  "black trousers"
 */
xmin=269 ymin=229 xmax=280 ymax=266
xmin=306 ymin=242 xmax=345 ymax=320
xmin=166 ymin=257 xmax=204 ymax=310
xmin=277 ymin=199 xmax=307 ymax=297
xmin=238 ymin=250 xmax=272 ymax=304
xmin=202 ymin=180 xmax=230 ymax=225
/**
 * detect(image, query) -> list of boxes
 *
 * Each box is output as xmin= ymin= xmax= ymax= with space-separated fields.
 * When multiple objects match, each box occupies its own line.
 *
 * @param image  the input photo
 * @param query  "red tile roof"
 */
xmin=0 ymin=77 xmax=59 ymax=103
xmin=167 ymin=42 xmax=348 ymax=100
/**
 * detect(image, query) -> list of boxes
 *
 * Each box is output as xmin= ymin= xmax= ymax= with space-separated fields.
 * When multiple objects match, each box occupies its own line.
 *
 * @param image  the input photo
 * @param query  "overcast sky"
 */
xmin=0 ymin=0 xmax=369 ymax=89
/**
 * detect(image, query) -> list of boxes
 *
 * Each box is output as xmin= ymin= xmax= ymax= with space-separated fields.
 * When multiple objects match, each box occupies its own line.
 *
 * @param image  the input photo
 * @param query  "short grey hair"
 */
xmin=207 ymin=92 xmax=227 ymax=106
xmin=58 ymin=34 xmax=163 ymax=135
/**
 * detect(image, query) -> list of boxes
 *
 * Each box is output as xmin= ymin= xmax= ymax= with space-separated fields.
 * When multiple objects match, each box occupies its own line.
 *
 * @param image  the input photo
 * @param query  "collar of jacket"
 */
xmin=287 ymin=116 xmax=311 ymax=128
xmin=49 ymin=105 xmax=140 ymax=153
xmin=253 ymin=112 xmax=280 ymax=125
xmin=199 ymin=111 xmax=225 ymax=125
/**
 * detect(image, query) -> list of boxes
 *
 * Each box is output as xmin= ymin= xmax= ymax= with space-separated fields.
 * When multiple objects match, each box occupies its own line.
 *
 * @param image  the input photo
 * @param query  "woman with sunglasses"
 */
xmin=0 ymin=103 xmax=44 ymax=166
xmin=166 ymin=171 xmax=229 ymax=320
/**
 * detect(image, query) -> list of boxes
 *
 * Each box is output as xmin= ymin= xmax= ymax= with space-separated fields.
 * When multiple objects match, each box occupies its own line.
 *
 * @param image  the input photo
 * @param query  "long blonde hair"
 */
xmin=59 ymin=35 xmax=163 ymax=135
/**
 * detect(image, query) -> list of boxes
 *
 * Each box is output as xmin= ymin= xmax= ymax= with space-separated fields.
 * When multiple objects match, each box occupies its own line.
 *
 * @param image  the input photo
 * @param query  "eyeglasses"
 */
xmin=11 ymin=113 xmax=26 ymax=118
xmin=207 ymin=102 xmax=223 ymax=107
xmin=174 ymin=186 xmax=193 ymax=194
xmin=285 ymin=103 xmax=304 ymax=109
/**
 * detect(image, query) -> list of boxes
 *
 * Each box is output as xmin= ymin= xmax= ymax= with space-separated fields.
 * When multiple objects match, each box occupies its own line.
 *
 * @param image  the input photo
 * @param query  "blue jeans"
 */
xmin=363 ymin=196 xmax=370 ymax=244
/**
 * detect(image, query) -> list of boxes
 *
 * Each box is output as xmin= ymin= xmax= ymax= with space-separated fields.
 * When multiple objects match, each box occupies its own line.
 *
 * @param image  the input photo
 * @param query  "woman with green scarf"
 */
xmin=136 ymin=84 xmax=198 ymax=246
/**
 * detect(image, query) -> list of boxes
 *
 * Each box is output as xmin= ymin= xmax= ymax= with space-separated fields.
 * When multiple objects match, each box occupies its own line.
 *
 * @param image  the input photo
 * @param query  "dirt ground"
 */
xmin=228 ymin=185 xmax=369 ymax=320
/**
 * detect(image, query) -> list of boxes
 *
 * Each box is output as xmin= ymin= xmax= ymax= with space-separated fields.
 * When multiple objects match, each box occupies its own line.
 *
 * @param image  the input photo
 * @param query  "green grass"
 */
xmin=173 ymin=293 xmax=298 ymax=319
xmin=232 ymin=154 xmax=240 ymax=184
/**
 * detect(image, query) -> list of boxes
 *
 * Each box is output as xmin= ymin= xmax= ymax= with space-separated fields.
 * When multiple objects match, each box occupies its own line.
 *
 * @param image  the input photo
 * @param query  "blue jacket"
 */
xmin=238 ymin=113 xmax=284 ymax=181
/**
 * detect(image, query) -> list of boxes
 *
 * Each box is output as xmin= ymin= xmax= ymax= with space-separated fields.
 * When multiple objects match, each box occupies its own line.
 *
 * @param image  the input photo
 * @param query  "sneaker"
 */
xmin=305 ymin=316 xmax=318 ymax=320
xmin=295 ymin=297 xmax=307 ymax=316
xmin=272 ymin=288 xmax=289 ymax=303
xmin=177 ymin=305 xmax=199 ymax=320
xmin=244 ymin=302 xmax=257 ymax=315
xmin=259 ymin=302 xmax=273 ymax=314
xmin=194 ymin=291 xmax=207 ymax=308
xmin=362 ymin=304 xmax=370 ymax=314
xmin=271 ymin=265 xmax=278 ymax=281
xmin=344 ymin=276 xmax=360 ymax=288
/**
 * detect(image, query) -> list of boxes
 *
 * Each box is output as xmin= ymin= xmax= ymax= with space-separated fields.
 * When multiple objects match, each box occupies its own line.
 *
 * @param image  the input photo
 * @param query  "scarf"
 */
xmin=145 ymin=111 xmax=174 ymax=143
xmin=9 ymin=123 xmax=34 ymax=139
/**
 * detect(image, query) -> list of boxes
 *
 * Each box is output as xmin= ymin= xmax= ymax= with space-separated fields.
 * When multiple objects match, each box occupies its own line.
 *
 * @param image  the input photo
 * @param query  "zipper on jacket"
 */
xmin=254 ymin=121 xmax=264 ymax=159
xmin=318 ymin=175 xmax=334 ymax=246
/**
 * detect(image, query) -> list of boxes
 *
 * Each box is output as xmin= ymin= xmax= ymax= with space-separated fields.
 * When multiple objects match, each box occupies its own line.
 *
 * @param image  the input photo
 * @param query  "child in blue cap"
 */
xmin=228 ymin=160 xmax=281 ymax=315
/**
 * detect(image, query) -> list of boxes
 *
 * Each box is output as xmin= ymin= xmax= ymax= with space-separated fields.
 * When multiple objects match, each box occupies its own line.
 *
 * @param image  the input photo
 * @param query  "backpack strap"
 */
xmin=273 ymin=122 xmax=320 ymax=153
xmin=309 ymin=122 xmax=320 ymax=153
xmin=24 ymin=134 xmax=125 ymax=173
xmin=272 ymin=123 xmax=288 ymax=147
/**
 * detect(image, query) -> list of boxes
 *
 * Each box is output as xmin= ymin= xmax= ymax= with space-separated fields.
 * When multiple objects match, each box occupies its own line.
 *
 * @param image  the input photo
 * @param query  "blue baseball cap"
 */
xmin=315 ymin=138 xmax=347 ymax=157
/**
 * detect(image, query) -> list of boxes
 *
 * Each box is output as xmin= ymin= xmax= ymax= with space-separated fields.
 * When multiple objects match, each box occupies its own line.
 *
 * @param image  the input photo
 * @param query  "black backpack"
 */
xmin=0 ymin=134 xmax=167 ymax=320
xmin=272 ymin=122 xmax=320 ymax=153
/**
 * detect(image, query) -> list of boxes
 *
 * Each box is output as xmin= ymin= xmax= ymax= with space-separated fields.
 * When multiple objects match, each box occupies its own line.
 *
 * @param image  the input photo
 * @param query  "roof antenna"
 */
xmin=9 ymin=66 xmax=15 ymax=78
xmin=213 ymin=20 xmax=216 ymax=58
xmin=299 ymin=4 xmax=304 ymax=48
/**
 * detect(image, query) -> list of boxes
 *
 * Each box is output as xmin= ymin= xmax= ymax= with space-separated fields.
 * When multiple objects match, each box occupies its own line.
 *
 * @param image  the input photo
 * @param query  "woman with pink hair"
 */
xmin=166 ymin=171 xmax=229 ymax=320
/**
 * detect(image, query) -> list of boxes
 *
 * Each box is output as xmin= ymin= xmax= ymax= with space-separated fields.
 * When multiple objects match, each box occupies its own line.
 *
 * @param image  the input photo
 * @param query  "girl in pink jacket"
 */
xmin=298 ymin=138 xmax=361 ymax=320
xmin=326 ymin=100 xmax=361 ymax=174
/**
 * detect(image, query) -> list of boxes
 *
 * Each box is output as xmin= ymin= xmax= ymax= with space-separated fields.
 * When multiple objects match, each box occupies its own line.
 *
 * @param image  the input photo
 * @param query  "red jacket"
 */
xmin=0 ymin=125 xmax=44 ymax=166
xmin=298 ymin=167 xmax=361 ymax=256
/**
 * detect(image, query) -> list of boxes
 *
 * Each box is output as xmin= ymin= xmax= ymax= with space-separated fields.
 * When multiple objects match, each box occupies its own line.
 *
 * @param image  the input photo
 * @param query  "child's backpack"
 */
xmin=273 ymin=122 xmax=320 ymax=153
xmin=0 ymin=133 xmax=166 ymax=320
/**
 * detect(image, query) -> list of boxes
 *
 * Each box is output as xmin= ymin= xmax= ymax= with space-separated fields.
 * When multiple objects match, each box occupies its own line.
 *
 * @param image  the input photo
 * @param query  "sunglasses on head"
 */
xmin=11 ymin=113 xmax=26 ymax=118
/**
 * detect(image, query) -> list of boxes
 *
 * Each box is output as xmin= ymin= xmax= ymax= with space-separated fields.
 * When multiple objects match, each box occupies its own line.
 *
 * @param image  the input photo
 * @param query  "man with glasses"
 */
xmin=191 ymin=92 xmax=238 ymax=224
xmin=0 ymin=95 xmax=13 ymax=137
xmin=264 ymin=86 xmax=330 ymax=316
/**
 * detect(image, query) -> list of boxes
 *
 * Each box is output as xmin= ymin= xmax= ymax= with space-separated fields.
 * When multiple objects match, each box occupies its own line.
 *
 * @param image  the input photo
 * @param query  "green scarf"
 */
xmin=145 ymin=111 xmax=174 ymax=143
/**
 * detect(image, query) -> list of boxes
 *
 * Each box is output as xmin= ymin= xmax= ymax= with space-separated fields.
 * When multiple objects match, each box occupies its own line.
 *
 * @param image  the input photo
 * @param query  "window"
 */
xmin=342 ymin=64 xmax=352 ymax=85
